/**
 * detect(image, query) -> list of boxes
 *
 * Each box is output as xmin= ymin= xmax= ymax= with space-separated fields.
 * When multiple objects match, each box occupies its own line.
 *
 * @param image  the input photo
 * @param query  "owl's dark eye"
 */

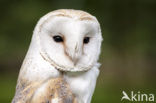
xmin=53 ymin=35 xmax=63 ymax=42
xmin=83 ymin=37 xmax=90 ymax=44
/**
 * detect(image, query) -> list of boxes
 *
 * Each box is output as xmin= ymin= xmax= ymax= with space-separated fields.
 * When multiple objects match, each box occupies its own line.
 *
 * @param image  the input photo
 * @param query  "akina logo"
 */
xmin=121 ymin=91 xmax=155 ymax=102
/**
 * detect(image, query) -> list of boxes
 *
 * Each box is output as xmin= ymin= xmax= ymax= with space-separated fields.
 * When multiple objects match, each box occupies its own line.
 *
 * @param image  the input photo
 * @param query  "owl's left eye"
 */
xmin=53 ymin=35 xmax=63 ymax=42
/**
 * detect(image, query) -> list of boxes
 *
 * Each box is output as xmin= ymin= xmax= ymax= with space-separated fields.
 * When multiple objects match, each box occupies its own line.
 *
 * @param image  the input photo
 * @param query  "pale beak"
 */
xmin=65 ymin=42 xmax=82 ymax=66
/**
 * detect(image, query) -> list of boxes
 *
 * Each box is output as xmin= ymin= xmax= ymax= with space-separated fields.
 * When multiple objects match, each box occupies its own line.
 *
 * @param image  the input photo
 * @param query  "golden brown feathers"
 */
xmin=12 ymin=77 xmax=77 ymax=103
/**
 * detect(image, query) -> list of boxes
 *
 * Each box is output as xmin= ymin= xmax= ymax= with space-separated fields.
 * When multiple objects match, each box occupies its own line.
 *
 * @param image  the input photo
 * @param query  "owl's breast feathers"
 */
xmin=12 ymin=77 xmax=77 ymax=103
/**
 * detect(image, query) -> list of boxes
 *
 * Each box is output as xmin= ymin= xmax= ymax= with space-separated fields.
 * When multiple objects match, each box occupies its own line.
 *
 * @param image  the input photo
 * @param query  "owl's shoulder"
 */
xmin=12 ymin=80 xmax=40 ymax=103
xmin=12 ymin=77 xmax=77 ymax=103
xmin=31 ymin=77 xmax=77 ymax=103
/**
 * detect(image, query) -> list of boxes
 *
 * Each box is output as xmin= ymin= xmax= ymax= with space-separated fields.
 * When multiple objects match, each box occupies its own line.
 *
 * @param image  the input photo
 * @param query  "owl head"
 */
xmin=32 ymin=9 xmax=103 ymax=72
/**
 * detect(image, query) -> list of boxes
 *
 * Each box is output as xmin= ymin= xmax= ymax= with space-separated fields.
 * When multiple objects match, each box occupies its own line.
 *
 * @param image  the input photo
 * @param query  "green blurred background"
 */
xmin=0 ymin=0 xmax=156 ymax=103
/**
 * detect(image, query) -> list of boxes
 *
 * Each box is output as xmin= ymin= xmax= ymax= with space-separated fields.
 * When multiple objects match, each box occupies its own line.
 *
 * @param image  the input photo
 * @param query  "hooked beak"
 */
xmin=65 ymin=42 xmax=82 ymax=66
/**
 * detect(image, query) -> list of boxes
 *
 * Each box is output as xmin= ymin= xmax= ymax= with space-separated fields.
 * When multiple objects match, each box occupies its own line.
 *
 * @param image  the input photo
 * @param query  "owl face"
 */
xmin=33 ymin=10 xmax=102 ymax=71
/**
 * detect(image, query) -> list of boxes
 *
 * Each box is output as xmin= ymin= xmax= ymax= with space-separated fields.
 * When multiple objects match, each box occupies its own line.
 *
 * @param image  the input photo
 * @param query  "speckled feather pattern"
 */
xmin=12 ymin=77 xmax=77 ymax=103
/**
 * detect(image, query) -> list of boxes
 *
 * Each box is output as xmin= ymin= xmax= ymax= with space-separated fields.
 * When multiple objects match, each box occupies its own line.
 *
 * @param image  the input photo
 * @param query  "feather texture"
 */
xmin=12 ymin=77 xmax=77 ymax=103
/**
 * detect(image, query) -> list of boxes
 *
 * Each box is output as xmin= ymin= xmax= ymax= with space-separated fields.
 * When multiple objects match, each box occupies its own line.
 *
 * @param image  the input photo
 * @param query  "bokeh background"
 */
xmin=0 ymin=0 xmax=156 ymax=103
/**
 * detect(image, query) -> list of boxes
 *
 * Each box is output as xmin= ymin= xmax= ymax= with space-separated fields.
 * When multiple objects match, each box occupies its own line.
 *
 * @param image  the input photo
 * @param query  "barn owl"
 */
xmin=12 ymin=9 xmax=103 ymax=103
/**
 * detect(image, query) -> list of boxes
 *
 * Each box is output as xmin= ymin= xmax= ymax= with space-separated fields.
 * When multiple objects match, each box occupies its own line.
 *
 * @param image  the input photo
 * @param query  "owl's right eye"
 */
xmin=83 ymin=37 xmax=90 ymax=44
xmin=53 ymin=35 xmax=63 ymax=42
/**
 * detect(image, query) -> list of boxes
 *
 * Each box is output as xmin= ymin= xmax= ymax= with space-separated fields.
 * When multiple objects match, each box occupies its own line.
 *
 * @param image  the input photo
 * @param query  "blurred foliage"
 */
xmin=0 ymin=0 xmax=156 ymax=103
